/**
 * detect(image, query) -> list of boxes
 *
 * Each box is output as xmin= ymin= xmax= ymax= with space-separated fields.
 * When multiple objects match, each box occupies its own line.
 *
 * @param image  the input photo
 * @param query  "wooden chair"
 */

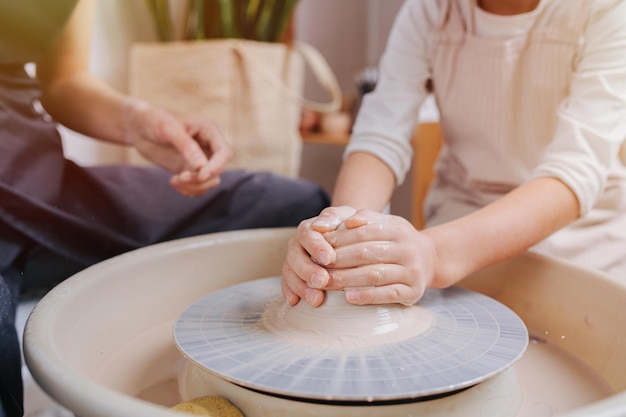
xmin=410 ymin=122 xmax=443 ymax=230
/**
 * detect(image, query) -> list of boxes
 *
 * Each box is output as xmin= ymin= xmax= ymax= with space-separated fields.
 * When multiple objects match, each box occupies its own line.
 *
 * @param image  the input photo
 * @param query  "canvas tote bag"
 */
xmin=128 ymin=39 xmax=342 ymax=177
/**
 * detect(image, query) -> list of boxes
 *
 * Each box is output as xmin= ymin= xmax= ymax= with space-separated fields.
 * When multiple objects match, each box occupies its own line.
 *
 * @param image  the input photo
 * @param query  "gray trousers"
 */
xmin=0 ymin=169 xmax=329 ymax=417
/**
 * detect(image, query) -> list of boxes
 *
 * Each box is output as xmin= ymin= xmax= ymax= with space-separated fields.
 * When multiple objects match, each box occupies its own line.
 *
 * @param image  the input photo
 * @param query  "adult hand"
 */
xmin=123 ymin=99 xmax=232 ymax=196
xmin=281 ymin=206 xmax=357 ymax=307
xmin=321 ymin=210 xmax=438 ymax=306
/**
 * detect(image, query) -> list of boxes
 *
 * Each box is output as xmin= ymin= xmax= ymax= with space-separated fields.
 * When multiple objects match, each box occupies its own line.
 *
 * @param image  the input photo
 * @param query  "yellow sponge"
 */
xmin=170 ymin=396 xmax=244 ymax=416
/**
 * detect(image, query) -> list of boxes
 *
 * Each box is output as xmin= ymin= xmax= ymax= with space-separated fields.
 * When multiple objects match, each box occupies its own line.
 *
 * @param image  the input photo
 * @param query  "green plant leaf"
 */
xmin=203 ymin=0 xmax=222 ymax=39
xmin=267 ymin=0 xmax=298 ymax=41
xmin=146 ymin=0 xmax=299 ymax=42
xmin=188 ymin=0 xmax=205 ymax=39
xmin=217 ymin=0 xmax=239 ymax=38
xmin=232 ymin=0 xmax=247 ymax=39
xmin=145 ymin=0 xmax=175 ymax=41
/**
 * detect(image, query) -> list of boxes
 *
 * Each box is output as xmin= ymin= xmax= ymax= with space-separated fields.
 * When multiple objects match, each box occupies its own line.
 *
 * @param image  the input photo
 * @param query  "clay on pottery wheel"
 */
xmin=261 ymin=289 xmax=434 ymax=349
xmin=174 ymin=276 xmax=529 ymax=403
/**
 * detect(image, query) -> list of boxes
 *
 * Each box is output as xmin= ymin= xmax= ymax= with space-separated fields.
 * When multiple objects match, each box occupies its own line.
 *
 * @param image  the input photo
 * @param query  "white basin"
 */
xmin=23 ymin=227 xmax=626 ymax=417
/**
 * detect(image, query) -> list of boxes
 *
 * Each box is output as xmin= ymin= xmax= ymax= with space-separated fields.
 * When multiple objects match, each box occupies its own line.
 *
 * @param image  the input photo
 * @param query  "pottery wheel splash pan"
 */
xmin=174 ymin=277 xmax=528 ymax=403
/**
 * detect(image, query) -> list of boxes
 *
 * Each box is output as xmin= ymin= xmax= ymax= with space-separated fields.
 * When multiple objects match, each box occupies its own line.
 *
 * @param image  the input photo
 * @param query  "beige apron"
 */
xmin=424 ymin=0 xmax=626 ymax=282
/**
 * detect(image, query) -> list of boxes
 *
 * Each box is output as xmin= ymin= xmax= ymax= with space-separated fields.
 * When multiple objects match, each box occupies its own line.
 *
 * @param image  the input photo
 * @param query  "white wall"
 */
xmin=294 ymin=0 xmax=414 ymax=218
xmin=295 ymin=0 xmax=404 ymax=98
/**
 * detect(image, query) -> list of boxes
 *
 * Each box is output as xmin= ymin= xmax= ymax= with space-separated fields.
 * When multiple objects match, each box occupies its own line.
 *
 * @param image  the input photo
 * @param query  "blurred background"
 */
xmin=60 ymin=0 xmax=439 ymax=219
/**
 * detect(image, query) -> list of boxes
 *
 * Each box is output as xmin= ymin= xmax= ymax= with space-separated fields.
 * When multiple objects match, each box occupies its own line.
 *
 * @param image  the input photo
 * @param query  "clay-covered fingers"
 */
xmin=310 ymin=206 xmax=358 ymax=233
xmin=323 ymin=210 xmax=409 ymax=250
xmin=326 ymin=264 xmax=426 ymax=306
xmin=281 ymin=234 xmax=328 ymax=307
xmin=330 ymin=240 xmax=395 ymax=269
xmin=297 ymin=206 xmax=358 ymax=267
xmin=293 ymin=215 xmax=337 ymax=267
xmin=320 ymin=210 xmax=438 ymax=306
xmin=324 ymin=240 xmax=428 ymax=305
xmin=280 ymin=217 xmax=338 ymax=306
xmin=325 ymin=263 xmax=401 ymax=289
xmin=346 ymin=283 xmax=423 ymax=306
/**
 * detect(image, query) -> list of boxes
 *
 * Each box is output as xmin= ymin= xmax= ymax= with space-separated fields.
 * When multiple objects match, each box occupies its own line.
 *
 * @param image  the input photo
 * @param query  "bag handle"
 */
xmin=233 ymin=40 xmax=343 ymax=113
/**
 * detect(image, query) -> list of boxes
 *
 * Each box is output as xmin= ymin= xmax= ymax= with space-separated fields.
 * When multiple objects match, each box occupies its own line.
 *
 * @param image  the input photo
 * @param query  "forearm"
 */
xmin=39 ymin=72 xmax=131 ymax=144
xmin=332 ymin=152 xmax=396 ymax=211
xmin=35 ymin=0 xmax=131 ymax=145
xmin=423 ymin=177 xmax=580 ymax=288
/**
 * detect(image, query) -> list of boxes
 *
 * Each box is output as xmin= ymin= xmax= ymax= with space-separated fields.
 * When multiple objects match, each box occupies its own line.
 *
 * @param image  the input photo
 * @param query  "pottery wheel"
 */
xmin=174 ymin=277 xmax=528 ymax=402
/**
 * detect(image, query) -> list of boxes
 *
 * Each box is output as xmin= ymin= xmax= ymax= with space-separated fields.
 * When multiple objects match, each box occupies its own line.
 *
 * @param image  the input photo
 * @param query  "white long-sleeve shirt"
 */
xmin=347 ymin=0 xmax=626 ymax=217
